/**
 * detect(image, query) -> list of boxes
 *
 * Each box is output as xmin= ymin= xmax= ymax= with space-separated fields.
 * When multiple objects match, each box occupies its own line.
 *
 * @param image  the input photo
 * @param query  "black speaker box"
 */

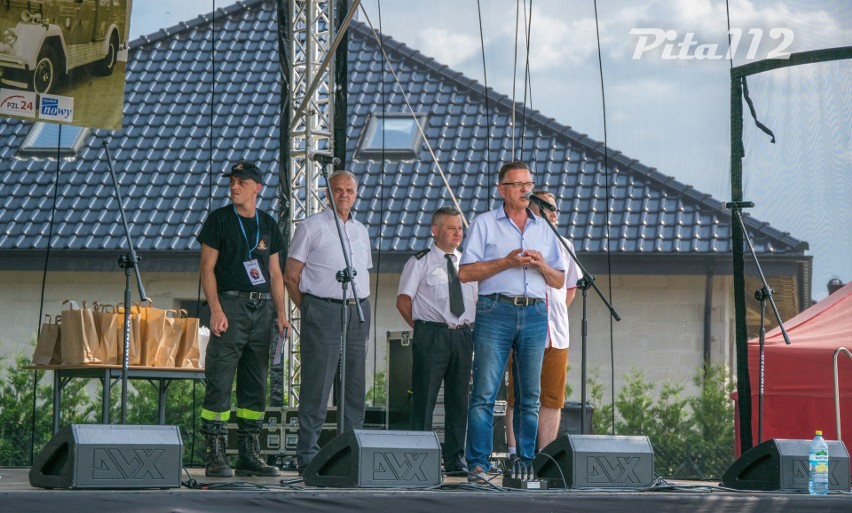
xmin=303 ymin=429 xmax=442 ymax=488
xmin=560 ymin=401 xmax=595 ymax=435
xmin=722 ymin=438 xmax=850 ymax=491
xmin=29 ymin=424 xmax=183 ymax=489
xmin=533 ymin=434 xmax=655 ymax=488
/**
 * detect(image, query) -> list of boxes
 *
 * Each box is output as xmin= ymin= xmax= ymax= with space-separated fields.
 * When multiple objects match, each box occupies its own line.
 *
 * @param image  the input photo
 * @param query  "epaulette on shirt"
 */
xmin=414 ymin=249 xmax=429 ymax=260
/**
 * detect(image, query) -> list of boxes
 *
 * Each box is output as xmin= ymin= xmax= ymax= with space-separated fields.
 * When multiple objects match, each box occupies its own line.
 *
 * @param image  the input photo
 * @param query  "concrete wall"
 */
xmin=0 ymin=270 xmax=735 ymax=402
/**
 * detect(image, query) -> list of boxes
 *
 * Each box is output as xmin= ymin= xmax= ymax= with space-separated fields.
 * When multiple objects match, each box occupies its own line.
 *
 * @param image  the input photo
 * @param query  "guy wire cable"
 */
xmin=475 ymin=0 xmax=494 ymax=210
xmin=369 ymin=0 xmax=387 ymax=408
xmin=511 ymin=0 xmax=520 ymax=158
xmin=357 ymin=4 xmax=468 ymax=228
xmin=520 ymin=0 xmax=533 ymax=162
xmin=592 ymin=0 xmax=617 ymax=433
xmin=187 ymin=0 xmax=218 ymax=466
xmin=30 ymin=124 xmax=63 ymax=464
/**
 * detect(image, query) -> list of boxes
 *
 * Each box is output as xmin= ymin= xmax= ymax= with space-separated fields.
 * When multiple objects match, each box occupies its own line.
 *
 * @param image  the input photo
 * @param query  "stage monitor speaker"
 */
xmin=722 ymin=438 xmax=850 ymax=491
xmin=29 ymin=424 xmax=183 ymax=489
xmin=303 ymin=429 xmax=442 ymax=488
xmin=533 ymin=434 xmax=655 ymax=489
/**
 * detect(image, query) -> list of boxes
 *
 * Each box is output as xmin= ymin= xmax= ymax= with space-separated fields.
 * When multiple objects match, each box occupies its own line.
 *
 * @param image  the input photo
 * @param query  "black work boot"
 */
xmin=204 ymin=434 xmax=234 ymax=478
xmin=235 ymin=432 xmax=281 ymax=477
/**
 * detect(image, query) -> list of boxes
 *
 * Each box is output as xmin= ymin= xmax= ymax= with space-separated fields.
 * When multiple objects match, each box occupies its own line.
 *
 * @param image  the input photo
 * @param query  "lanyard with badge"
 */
xmin=234 ymin=206 xmax=266 ymax=286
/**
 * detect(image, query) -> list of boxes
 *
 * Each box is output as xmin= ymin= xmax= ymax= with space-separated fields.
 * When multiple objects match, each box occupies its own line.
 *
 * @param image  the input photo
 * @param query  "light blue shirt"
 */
xmin=460 ymin=206 xmax=565 ymax=298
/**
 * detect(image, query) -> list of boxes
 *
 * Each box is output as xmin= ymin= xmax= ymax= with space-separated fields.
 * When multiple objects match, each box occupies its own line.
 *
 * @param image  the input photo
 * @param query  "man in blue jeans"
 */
xmin=459 ymin=161 xmax=565 ymax=481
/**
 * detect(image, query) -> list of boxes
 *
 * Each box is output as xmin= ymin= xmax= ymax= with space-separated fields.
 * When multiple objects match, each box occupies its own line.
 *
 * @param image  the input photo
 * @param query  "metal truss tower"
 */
xmin=284 ymin=0 xmax=336 ymax=407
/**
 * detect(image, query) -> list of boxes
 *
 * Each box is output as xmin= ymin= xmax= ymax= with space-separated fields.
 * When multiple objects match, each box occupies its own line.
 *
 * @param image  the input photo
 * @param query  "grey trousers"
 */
xmin=296 ymin=294 xmax=371 ymax=468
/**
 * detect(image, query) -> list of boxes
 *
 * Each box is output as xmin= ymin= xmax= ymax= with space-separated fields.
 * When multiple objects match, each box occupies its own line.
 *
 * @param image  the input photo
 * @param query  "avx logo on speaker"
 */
xmin=585 ymin=456 xmax=643 ymax=484
xmin=792 ymin=458 xmax=841 ymax=486
xmin=372 ymin=451 xmax=429 ymax=481
xmin=91 ymin=448 xmax=166 ymax=480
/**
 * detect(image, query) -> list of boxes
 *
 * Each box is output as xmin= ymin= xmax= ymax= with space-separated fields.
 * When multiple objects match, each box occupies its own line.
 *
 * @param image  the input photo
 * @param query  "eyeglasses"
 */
xmin=500 ymin=182 xmax=535 ymax=188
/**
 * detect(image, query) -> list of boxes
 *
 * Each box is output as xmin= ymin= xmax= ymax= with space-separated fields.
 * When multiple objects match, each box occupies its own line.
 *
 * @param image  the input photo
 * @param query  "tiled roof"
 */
xmin=0 ymin=0 xmax=807 ymax=258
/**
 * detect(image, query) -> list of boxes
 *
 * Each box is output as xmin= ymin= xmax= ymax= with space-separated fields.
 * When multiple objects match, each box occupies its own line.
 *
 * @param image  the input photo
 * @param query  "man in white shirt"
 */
xmin=283 ymin=170 xmax=372 ymax=472
xmin=396 ymin=206 xmax=477 ymax=476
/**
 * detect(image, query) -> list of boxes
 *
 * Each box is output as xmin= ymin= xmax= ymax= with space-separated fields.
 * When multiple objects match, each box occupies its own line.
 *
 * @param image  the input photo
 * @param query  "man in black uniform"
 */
xmin=198 ymin=160 xmax=289 ymax=478
xmin=396 ymin=207 xmax=477 ymax=476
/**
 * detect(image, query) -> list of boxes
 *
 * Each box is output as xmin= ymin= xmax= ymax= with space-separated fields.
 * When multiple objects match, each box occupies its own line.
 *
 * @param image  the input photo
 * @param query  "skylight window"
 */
xmin=356 ymin=113 xmax=425 ymax=159
xmin=19 ymin=122 xmax=88 ymax=157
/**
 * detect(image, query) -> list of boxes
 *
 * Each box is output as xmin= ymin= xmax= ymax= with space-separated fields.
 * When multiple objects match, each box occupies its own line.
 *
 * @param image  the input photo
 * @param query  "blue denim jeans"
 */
xmin=466 ymin=295 xmax=548 ymax=470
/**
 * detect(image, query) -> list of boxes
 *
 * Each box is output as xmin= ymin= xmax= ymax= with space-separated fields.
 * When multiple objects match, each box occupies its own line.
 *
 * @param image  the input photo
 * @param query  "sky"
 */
xmin=131 ymin=1 xmax=852 ymax=300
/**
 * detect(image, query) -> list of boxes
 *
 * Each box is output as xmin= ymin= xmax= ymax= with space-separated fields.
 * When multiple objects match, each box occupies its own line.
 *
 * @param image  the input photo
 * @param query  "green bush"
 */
xmin=589 ymin=364 xmax=734 ymax=480
xmin=0 ymin=350 xmax=97 ymax=466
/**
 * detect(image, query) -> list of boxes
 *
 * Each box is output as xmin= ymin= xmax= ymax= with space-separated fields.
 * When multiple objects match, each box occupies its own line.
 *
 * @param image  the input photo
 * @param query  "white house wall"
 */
xmin=0 ymin=270 xmax=735 ymax=403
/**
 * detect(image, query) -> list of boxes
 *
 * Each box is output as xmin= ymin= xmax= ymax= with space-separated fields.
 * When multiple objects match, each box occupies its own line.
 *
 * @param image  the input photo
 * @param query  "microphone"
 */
xmin=524 ymin=191 xmax=557 ymax=212
xmin=723 ymin=201 xmax=755 ymax=210
xmin=311 ymin=153 xmax=341 ymax=165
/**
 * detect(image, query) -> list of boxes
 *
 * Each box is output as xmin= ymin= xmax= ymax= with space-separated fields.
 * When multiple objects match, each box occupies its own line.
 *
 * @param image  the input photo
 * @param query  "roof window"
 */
xmin=356 ymin=113 xmax=424 ymax=159
xmin=19 ymin=122 xmax=88 ymax=157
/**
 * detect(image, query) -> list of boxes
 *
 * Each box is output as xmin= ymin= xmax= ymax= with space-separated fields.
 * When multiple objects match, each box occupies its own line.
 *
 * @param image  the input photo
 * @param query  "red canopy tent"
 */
xmin=734 ymin=282 xmax=852 ymax=456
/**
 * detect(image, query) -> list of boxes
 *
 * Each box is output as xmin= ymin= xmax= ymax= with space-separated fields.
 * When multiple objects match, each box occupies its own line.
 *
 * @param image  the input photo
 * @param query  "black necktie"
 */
xmin=446 ymin=254 xmax=465 ymax=317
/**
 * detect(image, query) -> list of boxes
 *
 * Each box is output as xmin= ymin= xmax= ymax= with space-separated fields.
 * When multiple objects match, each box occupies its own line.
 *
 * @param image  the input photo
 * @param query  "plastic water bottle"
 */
xmin=808 ymin=430 xmax=829 ymax=495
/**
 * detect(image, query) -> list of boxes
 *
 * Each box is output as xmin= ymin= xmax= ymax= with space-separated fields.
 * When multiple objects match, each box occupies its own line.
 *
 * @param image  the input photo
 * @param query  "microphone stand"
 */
xmin=316 ymin=163 xmax=365 ymax=435
xmin=103 ymin=140 xmax=149 ymax=424
xmin=728 ymin=202 xmax=791 ymax=443
xmin=537 ymin=209 xmax=620 ymax=434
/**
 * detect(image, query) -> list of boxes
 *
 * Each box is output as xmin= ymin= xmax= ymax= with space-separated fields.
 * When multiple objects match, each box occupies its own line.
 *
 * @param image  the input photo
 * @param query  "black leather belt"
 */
xmin=415 ymin=320 xmax=472 ymax=330
xmin=220 ymin=290 xmax=272 ymax=300
xmin=305 ymin=293 xmax=367 ymax=306
xmin=487 ymin=293 xmax=544 ymax=307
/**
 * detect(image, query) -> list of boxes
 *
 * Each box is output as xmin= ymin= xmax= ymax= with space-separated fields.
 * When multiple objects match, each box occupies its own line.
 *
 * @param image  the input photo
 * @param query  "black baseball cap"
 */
xmin=224 ymin=160 xmax=262 ymax=183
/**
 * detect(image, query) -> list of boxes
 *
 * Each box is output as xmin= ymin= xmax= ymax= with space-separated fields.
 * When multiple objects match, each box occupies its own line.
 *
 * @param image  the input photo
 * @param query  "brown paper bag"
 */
xmin=176 ymin=311 xmax=201 ymax=368
xmin=140 ymin=300 xmax=167 ymax=366
xmin=116 ymin=302 xmax=143 ymax=366
xmin=92 ymin=303 xmax=120 ymax=365
xmin=33 ymin=314 xmax=62 ymax=366
xmin=60 ymin=300 xmax=101 ymax=364
xmin=153 ymin=309 xmax=184 ymax=367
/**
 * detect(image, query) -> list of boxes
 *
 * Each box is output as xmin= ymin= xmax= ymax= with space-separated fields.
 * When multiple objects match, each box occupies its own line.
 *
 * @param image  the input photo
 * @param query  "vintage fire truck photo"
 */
xmin=0 ymin=0 xmax=128 ymax=95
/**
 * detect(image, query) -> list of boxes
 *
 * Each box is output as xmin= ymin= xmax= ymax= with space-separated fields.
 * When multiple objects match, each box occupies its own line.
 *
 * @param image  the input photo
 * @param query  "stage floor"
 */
xmin=1 ymin=467 xmax=850 ymax=513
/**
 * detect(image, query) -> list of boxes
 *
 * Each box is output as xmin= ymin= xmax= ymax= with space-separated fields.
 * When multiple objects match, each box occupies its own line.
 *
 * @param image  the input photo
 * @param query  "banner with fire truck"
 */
xmin=0 ymin=0 xmax=132 ymax=130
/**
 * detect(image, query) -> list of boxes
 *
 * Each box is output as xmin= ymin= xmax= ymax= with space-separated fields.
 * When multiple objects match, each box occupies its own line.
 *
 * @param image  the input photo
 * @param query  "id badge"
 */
xmin=243 ymin=259 xmax=267 ymax=285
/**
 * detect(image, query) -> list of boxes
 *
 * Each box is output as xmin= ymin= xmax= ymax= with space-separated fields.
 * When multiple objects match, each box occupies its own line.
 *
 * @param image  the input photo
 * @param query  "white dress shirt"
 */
xmin=398 ymin=244 xmax=477 ymax=327
xmin=288 ymin=208 xmax=372 ymax=299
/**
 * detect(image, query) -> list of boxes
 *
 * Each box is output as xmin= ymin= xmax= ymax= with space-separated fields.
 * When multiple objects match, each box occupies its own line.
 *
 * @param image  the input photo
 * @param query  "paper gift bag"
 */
xmin=153 ymin=309 xmax=184 ymax=367
xmin=176 ymin=312 xmax=201 ymax=368
xmin=92 ymin=303 xmax=120 ymax=365
xmin=139 ymin=299 xmax=166 ymax=366
xmin=60 ymin=300 xmax=101 ymax=365
xmin=116 ymin=302 xmax=143 ymax=366
xmin=33 ymin=314 xmax=62 ymax=366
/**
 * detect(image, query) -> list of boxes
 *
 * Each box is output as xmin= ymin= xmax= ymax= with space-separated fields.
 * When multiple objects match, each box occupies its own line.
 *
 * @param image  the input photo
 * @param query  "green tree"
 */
xmin=367 ymin=371 xmax=387 ymax=408
xmin=587 ymin=364 xmax=734 ymax=480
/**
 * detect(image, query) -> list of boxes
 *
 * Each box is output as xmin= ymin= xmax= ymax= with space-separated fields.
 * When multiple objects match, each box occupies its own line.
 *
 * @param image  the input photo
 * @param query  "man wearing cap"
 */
xmin=459 ymin=161 xmax=565 ymax=481
xmin=396 ymin=206 xmax=477 ymax=476
xmin=283 ymin=170 xmax=372 ymax=472
xmin=198 ymin=160 xmax=288 ymax=478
